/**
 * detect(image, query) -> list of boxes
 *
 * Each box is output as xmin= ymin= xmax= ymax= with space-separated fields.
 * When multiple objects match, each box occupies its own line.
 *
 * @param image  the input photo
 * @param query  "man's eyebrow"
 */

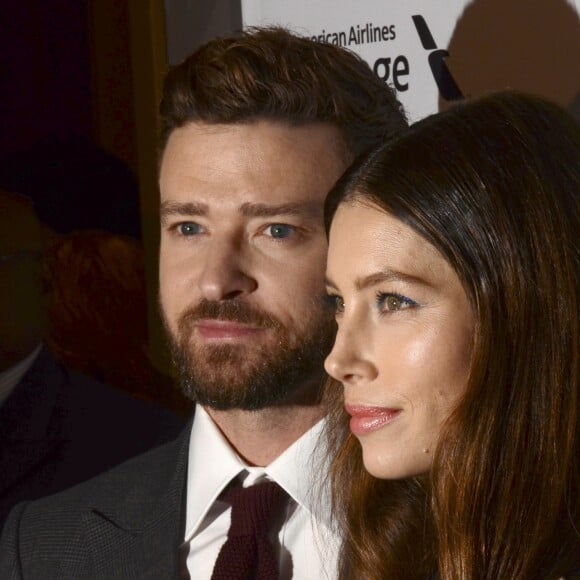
xmin=239 ymin=202 xmax=319 ymax=218
xmin=160 ymin=201 xmax=208 ymax=221
xmin=160 ymin=200 xmax=320 ymax=222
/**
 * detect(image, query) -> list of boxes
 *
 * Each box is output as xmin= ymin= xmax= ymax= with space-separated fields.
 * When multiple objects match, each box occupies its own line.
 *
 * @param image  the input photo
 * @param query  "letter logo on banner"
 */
xmin=240 ymin=0 xmax=473 ymax=120
xmin=241 ymin=0 xmax=580 ymax=120
xmin=412 ymin=15 xmax=463 ymax=102
xmin=373 ymin=55 xmax=410 ymax=92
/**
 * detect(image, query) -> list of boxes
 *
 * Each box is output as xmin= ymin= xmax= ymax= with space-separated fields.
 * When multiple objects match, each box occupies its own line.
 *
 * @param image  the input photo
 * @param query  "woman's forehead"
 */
xmin=327 ymin=202 xmax=452 ymax=284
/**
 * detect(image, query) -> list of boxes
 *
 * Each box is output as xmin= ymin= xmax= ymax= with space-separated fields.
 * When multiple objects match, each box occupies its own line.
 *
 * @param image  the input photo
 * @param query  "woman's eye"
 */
xmin=265 ymin=224 xmax=294 ymax=239
xmin=177 ymin=222 xmax=202 ymax=236
xmin=325 ymin=294 xmax=345 ymax=314
xmin=377 ymin=292 xmax=417 ymax=313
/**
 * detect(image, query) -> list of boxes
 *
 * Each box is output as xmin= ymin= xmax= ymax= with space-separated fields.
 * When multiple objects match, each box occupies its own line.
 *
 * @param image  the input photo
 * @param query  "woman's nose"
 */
xmin=324 ymin=321 xmax=378 ymax=385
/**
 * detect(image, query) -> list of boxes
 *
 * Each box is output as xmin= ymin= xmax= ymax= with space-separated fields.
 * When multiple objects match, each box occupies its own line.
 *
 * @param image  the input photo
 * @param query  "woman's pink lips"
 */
xmin=344 ymin=404 xmax=402 ymax=436
xmin=195 ymin=320 xmax=266 ymax=341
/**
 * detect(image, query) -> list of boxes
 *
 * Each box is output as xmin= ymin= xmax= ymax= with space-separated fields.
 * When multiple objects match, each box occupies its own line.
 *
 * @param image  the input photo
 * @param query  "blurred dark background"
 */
xmin=0 ymin=1 xmax=242 ymax=377
xmin=0 ymin=0 xmax=140 ymax=234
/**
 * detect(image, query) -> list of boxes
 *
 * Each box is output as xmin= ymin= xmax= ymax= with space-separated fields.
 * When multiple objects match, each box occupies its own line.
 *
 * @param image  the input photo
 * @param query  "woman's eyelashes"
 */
xmin=323 ymin=290 xmax=418 ymax=316
xmin=376 ymin=291 xmax=418 ymax=314
xmin=324 ymin=293 xmax=345 ymax=314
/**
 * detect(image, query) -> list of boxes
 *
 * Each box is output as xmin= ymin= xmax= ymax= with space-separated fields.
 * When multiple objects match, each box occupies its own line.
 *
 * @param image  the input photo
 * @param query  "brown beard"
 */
xmin=164 ymin=298 xmax=336 ymax=410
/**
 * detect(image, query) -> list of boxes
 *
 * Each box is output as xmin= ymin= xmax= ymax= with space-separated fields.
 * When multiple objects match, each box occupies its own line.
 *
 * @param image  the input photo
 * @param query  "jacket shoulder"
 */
xmin=0 ymin=425 xmax=191 ymax=579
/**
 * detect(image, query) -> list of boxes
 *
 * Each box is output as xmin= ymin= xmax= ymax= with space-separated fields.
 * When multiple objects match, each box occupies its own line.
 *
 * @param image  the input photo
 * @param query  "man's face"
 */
xmin=158 ymin=121 xmax=348 ymax=410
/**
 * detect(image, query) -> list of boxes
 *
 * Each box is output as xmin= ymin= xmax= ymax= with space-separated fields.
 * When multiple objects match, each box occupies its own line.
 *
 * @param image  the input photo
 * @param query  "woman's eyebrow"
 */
xmin=325 ymin=269 xmax=429 ymax=293
xmin=325 ymin=276 xmax=339 ymax=291
xmin=354 ymin=270 xmax=430 ymax=291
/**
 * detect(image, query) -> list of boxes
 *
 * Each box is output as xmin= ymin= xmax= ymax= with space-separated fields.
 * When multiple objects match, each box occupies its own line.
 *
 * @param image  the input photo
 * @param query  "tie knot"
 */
xmin=224 ymin=480 xmax=288 ymax=537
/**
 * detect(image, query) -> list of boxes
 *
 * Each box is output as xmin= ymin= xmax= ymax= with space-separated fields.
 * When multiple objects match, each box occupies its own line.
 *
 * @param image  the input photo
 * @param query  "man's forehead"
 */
xmin=160 ymin=119 xmax=349 ymax=171
xmin=159 ymin=120 xmax=349 ymax=213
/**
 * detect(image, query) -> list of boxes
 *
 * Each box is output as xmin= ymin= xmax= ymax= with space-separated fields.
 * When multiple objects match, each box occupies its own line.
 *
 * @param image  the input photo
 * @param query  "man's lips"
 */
xmin=194 ymin=319 xmax=267 ymax=341
xmin=344 ymin=404 xmax=402 ymax=436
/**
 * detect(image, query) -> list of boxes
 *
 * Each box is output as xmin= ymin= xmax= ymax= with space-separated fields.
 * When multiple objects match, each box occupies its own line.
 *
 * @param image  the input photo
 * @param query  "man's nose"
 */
xmin=197 ymin=237 xmax=257 ymax=301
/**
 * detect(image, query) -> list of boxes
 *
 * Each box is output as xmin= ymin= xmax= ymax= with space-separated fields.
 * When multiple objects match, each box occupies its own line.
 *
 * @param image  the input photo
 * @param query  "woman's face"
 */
xmin=324 ymin=201 xmax=474 ymax=479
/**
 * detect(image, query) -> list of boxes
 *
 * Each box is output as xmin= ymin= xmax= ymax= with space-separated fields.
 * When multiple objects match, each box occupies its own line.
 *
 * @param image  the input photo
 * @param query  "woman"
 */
xmin=323 ymin=91 xmax=579 ymax=579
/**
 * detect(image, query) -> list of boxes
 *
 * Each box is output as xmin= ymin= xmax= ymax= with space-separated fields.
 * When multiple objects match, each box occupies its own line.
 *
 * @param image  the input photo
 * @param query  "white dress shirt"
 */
xmin=181 ymin=405 xmax=340 ymax=579
xmin=0 ymin=344 xmax=42 ymax=408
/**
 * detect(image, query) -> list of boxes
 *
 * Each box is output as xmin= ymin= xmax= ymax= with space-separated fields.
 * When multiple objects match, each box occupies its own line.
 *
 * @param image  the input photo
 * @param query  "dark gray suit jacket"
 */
xmin=0 ymin=420 xmax=192 ymax=579
xmin=0 ymin=347 xmax=184 ymax=525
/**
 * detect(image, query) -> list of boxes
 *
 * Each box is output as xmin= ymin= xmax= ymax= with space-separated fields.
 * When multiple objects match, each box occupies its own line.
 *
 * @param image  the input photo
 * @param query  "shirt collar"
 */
xmin=0 ymin=343 xmax=42 ymax=408
xmin=265 ymin=417 xmax=331 ymax=527
xmin=184 ymin=404 xmax=331 ymax=541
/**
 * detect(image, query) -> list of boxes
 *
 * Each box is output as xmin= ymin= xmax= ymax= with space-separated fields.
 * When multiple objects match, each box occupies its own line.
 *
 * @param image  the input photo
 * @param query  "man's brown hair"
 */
xmin=160 ymin=27 xmax=407 ymax=157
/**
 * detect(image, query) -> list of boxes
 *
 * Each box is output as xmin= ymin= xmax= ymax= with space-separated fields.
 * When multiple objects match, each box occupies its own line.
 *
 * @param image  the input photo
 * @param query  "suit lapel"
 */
xmin=83 ymin=419 xmax=192 ymax=579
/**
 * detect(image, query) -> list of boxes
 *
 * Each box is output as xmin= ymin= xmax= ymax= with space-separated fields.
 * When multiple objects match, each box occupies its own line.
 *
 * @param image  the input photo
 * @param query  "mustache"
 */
xmin=177 ymin=298 xmax=282 ymax=330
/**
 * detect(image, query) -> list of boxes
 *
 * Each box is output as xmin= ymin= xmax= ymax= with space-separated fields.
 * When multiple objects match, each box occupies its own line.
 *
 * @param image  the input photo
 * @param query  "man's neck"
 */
xmin=204 ymin=403 xmax=325 ymax=466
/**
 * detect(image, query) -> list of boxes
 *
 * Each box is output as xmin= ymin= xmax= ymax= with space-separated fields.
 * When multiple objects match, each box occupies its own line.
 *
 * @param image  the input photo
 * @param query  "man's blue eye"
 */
xmin=267 ymin=224 xmax=293 ymax=239
xmin=178 ymin=223 xmax=202 ymax=236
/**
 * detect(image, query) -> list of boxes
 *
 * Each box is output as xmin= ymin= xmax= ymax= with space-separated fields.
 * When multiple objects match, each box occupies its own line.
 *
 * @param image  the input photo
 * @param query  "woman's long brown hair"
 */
xmin=323 ymin=91 xmax=579 ymax=579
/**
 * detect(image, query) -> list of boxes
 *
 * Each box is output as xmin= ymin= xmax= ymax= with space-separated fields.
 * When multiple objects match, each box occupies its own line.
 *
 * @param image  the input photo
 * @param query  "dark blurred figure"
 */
xmin=0 ymin=136 xmax=141 ymax=237
xmin=44 ymin=229 xmax=190 ymax=414
xmin=0 ymin=190 xmax=184 ymax=525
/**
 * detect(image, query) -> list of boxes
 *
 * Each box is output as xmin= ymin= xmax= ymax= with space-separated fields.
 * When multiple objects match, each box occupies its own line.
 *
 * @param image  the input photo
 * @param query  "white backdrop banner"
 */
xmin=241 ymin=0 xmax=580 ymax=122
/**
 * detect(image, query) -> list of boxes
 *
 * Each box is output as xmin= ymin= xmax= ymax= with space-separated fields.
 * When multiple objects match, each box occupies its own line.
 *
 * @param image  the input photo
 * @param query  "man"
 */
xmin=0 ymin=28 xmax=406 ymax=578
xmin=0 ymin=190 xmax=183 ymax=524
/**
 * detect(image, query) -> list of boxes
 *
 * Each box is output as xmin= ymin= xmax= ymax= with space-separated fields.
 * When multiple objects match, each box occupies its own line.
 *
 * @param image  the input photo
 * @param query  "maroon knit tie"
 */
xmin=211 ymin=480 xmax=289 ymax=580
